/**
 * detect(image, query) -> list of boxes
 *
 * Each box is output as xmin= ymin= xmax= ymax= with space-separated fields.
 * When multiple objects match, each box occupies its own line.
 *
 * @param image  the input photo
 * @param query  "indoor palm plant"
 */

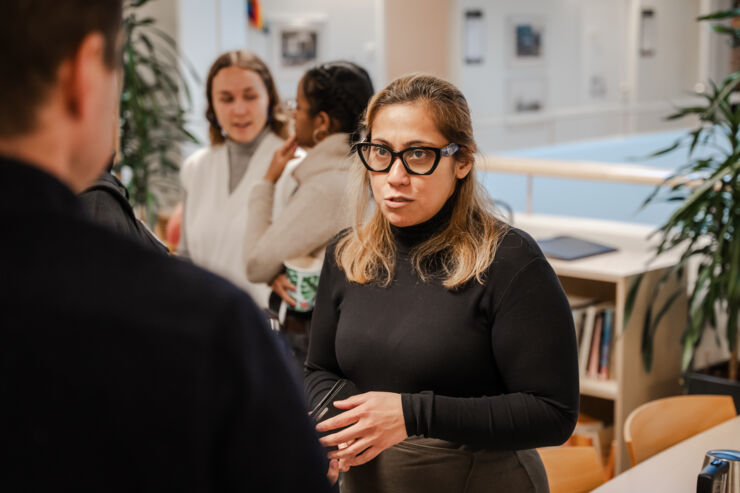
xmin=119 ymin=0 xmax=199 ymax=221
xmin=627 ymin=8 xmax=740 ymax=386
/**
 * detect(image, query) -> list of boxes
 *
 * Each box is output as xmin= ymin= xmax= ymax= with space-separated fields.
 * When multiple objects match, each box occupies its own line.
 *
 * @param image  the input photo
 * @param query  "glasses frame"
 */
xmin=355 ymin=142 xmax=460 ymax=176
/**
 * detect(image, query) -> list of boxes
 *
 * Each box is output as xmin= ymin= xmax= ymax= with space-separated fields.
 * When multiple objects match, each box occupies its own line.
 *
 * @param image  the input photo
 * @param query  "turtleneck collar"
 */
xmin=293 ymin=132 xmax=351 ymax=183
xmin=226 ymin=125 xmax=269 ymax=160
xmin=390 ymin=192 xmax=456 ymax=253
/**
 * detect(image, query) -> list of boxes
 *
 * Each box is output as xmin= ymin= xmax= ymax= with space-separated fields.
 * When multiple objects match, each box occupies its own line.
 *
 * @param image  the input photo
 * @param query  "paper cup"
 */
xmin=284 ymin=254 xmax=323 ymax=312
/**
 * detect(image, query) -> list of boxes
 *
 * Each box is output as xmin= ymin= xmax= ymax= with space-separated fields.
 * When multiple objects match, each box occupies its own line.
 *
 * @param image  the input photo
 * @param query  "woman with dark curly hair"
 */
xmin=244 ymin=61 xmax=374 ymax=367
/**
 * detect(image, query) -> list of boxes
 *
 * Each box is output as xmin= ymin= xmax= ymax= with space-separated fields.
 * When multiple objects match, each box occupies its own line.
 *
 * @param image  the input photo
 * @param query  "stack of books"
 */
xmin=569 ymin=296 xmax=616 ymax=380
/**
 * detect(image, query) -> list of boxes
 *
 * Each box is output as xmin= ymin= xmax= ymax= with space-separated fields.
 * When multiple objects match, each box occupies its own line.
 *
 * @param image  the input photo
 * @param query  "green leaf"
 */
xmin=647 ymin=140 xmax=681 ymax=158
xmin=642 ymin=302 xmax=654 ymax=372
xmin=624 ymin=273 xmax=645 ymax=327
xmin=697 ymin=8 xmax=740 ymax=21
xmin=710 ymin=25 xmax=740 ymax=37
xmin=648 ymin=289 xmax=684 ymax=345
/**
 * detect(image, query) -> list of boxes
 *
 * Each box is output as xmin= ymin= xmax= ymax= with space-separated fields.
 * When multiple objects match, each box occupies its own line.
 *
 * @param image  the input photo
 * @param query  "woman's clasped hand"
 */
xmin=316 ymin=392 xmax=408 ymax=470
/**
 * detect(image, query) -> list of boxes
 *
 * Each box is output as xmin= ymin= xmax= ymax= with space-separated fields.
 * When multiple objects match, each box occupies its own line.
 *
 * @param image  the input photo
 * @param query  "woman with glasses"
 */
xmin=243 ymin=61 xmax=374 ymax=367
xmin=305 ymin=74 xmax=579 ymax=492
xmin=179 ymin=51 xmax=291 ymax=306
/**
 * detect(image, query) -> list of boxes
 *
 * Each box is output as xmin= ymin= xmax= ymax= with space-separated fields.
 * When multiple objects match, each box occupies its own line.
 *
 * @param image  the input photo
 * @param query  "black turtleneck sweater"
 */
xmin=305 ymin=200 xmax=579 ymax=450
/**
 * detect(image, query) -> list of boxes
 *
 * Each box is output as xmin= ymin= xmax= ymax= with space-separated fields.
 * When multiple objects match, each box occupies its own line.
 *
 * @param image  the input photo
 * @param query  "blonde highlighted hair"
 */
xmin=335 ymin=74 xmax=508 ymax=289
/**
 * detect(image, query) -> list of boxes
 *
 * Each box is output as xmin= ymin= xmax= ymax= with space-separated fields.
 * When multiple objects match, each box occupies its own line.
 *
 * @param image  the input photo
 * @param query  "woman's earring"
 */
xmin=312 ymin=128 xmax=327 ymax=144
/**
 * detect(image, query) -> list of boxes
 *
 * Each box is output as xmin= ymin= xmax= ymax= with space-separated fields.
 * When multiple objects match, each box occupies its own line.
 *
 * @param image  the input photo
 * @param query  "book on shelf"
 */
xmin=571 ymin=301 xmax=616 ymax=379
xmin=587 ymin=312 xmax=604 ymax=377
xmin=578 ymin=305 xmax=598 ymax=377
xmin=572 ymin=308 xmax=587 ymax=345
xmin=598 ymin=309 xmax=614 ymax=380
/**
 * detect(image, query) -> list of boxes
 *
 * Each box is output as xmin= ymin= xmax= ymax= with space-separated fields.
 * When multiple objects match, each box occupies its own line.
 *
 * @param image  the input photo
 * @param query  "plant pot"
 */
xmin=687 ymin=362 xmax=740 ymax=413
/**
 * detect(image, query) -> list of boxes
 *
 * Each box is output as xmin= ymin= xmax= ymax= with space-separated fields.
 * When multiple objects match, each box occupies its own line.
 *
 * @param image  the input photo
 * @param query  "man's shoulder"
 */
xmin=45 ymin=214 xmax=258 ymax=336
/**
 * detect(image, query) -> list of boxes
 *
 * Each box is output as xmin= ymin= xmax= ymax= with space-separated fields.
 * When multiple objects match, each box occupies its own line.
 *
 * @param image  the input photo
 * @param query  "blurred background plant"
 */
xmin=627 ymin=6 xmax=740 ymax=382
xmin=119 ymin=0 xmax=199 ymax=223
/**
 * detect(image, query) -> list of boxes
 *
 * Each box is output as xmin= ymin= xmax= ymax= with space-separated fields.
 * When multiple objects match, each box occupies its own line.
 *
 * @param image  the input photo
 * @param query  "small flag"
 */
xmin=247 ymin=0 xmax=263 ymax=29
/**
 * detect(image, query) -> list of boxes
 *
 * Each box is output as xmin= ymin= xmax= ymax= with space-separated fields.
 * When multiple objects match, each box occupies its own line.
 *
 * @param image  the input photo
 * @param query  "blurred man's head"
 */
xmin=0 ymin=1 xmax=123 ymax=191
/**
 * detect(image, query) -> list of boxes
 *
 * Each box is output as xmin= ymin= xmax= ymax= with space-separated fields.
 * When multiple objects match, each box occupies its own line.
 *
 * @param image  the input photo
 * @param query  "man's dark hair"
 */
xmin=0 ymin=0 xmax=123 ymax=137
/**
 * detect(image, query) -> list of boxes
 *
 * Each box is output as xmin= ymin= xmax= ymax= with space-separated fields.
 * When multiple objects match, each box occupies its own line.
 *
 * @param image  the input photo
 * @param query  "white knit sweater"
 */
xmin=180 ymin=132 xmax=294 ymax=306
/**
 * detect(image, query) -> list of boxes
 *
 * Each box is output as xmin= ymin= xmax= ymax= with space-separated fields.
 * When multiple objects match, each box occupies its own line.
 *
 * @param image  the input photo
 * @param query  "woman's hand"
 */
xmin=326 ymin=458 xmax=339 ymax=486
xmin=270 ymin=273 xmax=297 ymax=307
xmin=316 ymin=392 xmax=408 ymax=468
xmin=264 ymin=135 xmax=298 ymax=183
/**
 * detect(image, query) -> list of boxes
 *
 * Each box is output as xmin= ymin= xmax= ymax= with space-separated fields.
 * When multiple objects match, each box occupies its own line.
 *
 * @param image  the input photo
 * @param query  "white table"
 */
xmin=593 ymin=415 xmax=740 ymax=492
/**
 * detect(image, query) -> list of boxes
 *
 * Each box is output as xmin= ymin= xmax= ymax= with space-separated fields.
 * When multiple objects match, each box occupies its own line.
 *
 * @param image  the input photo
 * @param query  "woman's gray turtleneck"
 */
xmin=226 ymin=126 xmax=270 ymax=193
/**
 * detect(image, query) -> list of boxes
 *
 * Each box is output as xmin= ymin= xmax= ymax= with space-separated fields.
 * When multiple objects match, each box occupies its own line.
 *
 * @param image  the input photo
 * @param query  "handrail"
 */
xmin=478 ymin=155 xmax=685 ymax=214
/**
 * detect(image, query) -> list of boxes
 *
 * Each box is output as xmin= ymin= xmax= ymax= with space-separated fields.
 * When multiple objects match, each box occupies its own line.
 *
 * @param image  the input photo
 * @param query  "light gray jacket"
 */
xmin=244 ymin=132 xmax=352 ymax=283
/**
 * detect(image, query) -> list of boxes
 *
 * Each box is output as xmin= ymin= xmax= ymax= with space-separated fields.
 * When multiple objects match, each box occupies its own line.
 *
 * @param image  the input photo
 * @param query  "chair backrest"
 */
xmin=538 ymin=446 xmax=605 ymax=493
xmin=624 ymin=394 xmax=737 ymax=465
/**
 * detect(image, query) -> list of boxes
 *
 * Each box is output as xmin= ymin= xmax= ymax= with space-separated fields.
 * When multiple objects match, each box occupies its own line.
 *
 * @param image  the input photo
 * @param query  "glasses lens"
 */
xmin=402 ymin=148 xmax=437 ymax=174
xmin=360 ymin=144 xmax=392 ymax=171
xmin=283 ymin=99 xmax=297 ymax=113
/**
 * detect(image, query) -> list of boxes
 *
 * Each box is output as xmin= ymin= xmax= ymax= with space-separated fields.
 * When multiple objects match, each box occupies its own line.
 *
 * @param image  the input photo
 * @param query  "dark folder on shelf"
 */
xmin=537 ymin=235 xmax=617 ymax=261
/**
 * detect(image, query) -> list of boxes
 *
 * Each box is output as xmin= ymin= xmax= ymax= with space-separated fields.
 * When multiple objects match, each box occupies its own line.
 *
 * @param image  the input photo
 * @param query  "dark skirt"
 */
xmin=340 ymin=437 xmax=549 ymax=493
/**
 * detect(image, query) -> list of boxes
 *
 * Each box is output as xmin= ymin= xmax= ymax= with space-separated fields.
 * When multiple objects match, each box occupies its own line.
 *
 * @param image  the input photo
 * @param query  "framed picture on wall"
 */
xmin=507 ymin=77 xmax=546 ymax=113
xmin=508 ymin=15 xmax=545 ymax=67
xmin=269 ymin=15 xmax=326 ymax=83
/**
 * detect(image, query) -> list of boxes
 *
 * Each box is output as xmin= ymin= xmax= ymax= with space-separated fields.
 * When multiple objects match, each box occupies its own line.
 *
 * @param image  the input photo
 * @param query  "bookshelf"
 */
xmin=514 ymin=213 xmax=688 ymax=474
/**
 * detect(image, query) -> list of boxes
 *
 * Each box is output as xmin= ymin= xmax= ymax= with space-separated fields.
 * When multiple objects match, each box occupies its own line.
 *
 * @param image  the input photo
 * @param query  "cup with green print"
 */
xmin=284 ymin=253 xmax=324 ymax=312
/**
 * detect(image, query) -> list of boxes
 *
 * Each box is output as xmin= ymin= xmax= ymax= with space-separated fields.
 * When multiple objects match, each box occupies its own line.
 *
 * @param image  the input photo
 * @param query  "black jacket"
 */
xmin=79 ymin=170 xmax=169 ymax=254
xmin=0 ymin=156 xmax=332 ymax=492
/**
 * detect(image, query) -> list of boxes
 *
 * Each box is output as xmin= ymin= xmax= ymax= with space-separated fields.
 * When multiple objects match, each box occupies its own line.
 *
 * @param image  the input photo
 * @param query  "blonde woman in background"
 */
xmin=179 ymin=51 xmax=292 ymax=306
xmin=243 ymin=61 xmax=374 ymax=367
xmin=306 ymin=74 xmax=579 ymax=492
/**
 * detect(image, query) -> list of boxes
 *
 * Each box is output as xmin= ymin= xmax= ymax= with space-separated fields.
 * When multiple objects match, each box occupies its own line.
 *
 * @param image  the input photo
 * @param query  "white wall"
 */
xmin=453 ymin=0 xmax=724 ymax=153
xmin=636 ymin=0 xmax=700 ymax=103
xmin=146 ymin=0 xmax=732 ymax=160
xmin=176 ymin=0 xmax=250 ymax=151
xmin=246 ymin=0 xmax=380 ymax=100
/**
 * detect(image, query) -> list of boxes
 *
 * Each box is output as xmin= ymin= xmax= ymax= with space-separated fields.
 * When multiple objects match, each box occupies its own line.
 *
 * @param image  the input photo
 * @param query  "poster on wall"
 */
xmin=507 ymin=77 xmax=546 ymax=113
xmin=639 ymin=8 xmax=656 ymax=57
xmin=269 ymin=15 xmax=326 ymax=82
xmin=281 ymin=29 xmax=318 ymax=66
xmin=464 ymin=10 xmax=484 ymax=64
xmin=508 ymin=15 xmax=545 ymax=67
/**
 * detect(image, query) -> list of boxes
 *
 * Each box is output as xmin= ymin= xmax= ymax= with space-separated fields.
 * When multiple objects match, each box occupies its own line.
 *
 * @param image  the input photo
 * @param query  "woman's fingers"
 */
xmin=337 ymin=458 xmax=352 ymax=473
xmin=320 ymin=391 xmax=408 ymax=463
xmin=328 ymin=436 xmax=372 ymax=460
xmin=278 ymin=136 xmax=298 ymax=159
xmin=270 ymin=274 xmax=296 ymax=306
xmin=347 ymin=446 xmax=381 ymax=467
xmin=265 ymin=137 xmax=298 ymax=182
xmin=316 ymin=406 xmax=362 ymax=434
xmin=326 ymin=459 xmax=339 ymax=485
xmin=333 ymin=393 xmax=367 ymax=409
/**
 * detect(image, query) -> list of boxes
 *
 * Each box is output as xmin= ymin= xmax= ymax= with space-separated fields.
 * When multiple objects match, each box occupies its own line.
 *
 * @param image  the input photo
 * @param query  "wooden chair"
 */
xmin=623 ymin=394 xmax=737 ymax=465
xmin=538 ymin=446 xmax=605 ymax=493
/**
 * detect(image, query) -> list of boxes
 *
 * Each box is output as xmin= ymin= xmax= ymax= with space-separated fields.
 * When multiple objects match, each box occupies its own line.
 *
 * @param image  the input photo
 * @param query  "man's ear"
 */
xmin=455 ymin=158 xmax=472 ymax=179
xmin=63 ymin=32 xmax=106 ymax=121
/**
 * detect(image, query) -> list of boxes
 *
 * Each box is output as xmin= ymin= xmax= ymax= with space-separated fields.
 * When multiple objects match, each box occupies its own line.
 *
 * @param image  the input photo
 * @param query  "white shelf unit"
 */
xmin=514 ymin=213 xmax=688 ymax=474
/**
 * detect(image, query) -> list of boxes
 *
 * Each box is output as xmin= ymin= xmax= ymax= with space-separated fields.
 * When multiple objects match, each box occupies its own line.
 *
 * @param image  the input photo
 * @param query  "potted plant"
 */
xmin=627 ymin=7 xmax=740 ymax=409
xmin=119 ymin=0 xmax=199 ymax=222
